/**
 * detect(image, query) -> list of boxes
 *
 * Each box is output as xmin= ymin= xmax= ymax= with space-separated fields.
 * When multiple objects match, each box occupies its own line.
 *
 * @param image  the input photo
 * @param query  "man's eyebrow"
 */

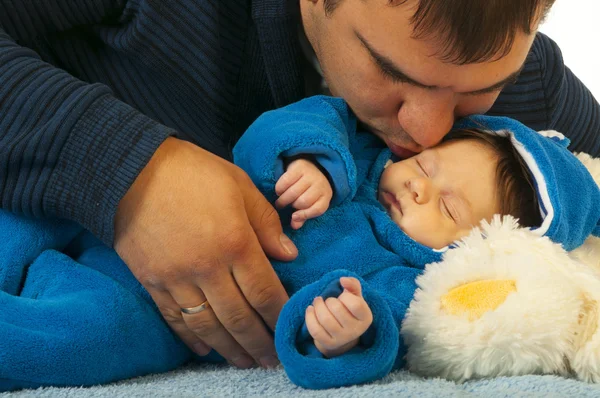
xmin=355 ymin=31 xmax=525 ymax=95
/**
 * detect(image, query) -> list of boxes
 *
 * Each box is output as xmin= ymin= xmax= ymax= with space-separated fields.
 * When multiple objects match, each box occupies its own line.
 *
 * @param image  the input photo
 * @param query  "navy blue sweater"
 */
xmin=0 ymin=0 xmax=598 ymax=245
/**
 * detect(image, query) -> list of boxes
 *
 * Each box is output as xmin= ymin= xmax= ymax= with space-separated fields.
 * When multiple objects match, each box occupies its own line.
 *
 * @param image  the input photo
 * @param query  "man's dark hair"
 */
xmin=442 ymin=128 xmax=542 ymax=229
xmin=322 ymin=0 xmax=556 ymax=64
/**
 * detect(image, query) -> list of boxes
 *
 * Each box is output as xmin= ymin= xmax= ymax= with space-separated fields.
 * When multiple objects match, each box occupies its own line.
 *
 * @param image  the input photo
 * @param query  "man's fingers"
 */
xmin=162 ymin=284 xmax=257 ymax=368
xmin=147 ymin=288 xmax=212 ymax=357
xmin=183 ymin=306 xmax=256 ymax=368
xmin=225 ymin=219 xmax=290 ymax=331
xmin=204 ymin=251 xmax=282 ymax=367
xmin=241 ymin=175 xmax=298 ymax=261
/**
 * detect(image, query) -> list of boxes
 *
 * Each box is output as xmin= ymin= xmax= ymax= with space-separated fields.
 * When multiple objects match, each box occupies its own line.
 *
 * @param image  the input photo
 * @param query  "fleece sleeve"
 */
xmin=233 ymin=95 xmax=360 ymax=207
xmin=275 ymin=267 xmax=421 ymax=390
xmin=0 ymin=1 xmax=175 ymax=246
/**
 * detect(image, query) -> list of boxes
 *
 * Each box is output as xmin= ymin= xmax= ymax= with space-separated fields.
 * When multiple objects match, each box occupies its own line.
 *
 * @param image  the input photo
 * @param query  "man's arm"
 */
xmin=0 ymin=3 xmax=298 ymax=369
xmin=490 ymin=32 xmax=600 ymax=155
xmin=537 ymin=33 xmax=600 ymax=154
xmin=0 ymin=1 xmax=167 ymax=244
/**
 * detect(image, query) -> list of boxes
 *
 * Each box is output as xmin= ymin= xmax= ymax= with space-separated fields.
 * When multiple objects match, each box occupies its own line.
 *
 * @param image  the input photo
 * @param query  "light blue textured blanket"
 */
xmin=3 ymin=364 xmax=600 ymax=397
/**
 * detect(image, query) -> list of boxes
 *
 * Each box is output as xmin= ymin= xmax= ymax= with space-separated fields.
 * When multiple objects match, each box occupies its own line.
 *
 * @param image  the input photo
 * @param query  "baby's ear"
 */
xmin=537 ymin=130 xmax=570 ymax=148
xmin=384 ymin=159 xmax=393 ymax=168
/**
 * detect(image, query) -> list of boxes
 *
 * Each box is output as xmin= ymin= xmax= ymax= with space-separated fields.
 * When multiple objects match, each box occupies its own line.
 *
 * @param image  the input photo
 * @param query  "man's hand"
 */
xmin=114 ymin=137 xmax=298 ymax=369
xmin=274 ymin=158 xmax=333 ymax=229
xmin=305 ymin=277 xmax=373 ymax=358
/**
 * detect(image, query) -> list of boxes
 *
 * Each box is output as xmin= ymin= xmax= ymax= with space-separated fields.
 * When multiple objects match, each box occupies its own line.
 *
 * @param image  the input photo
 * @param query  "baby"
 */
xmin=274 ymin=128 xmax=540 ymax=358
xmin=234 ymin=95 xmax=600 ymax=389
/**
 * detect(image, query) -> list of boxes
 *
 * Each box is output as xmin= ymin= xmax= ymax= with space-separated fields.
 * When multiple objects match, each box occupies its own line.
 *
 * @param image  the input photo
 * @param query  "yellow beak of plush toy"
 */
xmin=441 ymin=279 xmax=517 ymax=322
xmin=401 ymin=152 xmax=600 ymax=383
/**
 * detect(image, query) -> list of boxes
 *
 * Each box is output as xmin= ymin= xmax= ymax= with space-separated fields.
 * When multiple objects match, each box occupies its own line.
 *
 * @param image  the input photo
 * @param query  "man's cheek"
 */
xmin=456 ymin=93 xmax=498 ymax=116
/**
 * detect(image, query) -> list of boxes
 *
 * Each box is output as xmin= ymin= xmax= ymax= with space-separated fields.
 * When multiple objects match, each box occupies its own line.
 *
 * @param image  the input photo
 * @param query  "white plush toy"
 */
xmin=402 ymin=151 xmax=600 ymax=383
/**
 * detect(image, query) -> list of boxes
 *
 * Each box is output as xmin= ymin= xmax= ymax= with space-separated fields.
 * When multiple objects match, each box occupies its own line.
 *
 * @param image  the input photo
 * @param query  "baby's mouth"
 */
xmin=383 ymin=191 xmax=403 ymax=215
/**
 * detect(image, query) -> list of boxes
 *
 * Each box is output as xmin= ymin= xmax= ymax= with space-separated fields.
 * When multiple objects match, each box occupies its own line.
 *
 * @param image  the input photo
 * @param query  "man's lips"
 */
xmin=360 ymin=123 xmax=418 ymax=158
xmin=388 ymin=142 xmax=418 ymax=159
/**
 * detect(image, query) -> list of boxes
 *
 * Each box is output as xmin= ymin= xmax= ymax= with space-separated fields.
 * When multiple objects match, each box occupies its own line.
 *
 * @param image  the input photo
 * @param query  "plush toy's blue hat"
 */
xmin=455 ymin=115 xmax=600 ymax=251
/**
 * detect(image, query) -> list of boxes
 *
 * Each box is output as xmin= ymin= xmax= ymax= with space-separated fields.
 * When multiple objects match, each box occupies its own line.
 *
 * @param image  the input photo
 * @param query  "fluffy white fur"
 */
xmin=401 ymin=151 xmax=600 ymax=383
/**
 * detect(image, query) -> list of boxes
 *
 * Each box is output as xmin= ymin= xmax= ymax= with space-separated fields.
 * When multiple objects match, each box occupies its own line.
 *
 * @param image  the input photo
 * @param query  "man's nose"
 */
xmin=406 ymin=177 xmax=431 ymax=204
xmin=398 ymin=93 xmax=456 ymax=148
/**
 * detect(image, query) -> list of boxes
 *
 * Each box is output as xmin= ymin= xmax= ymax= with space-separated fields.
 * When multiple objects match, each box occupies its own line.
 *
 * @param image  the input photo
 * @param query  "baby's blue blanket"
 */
xmin=0 ymin=212 xmax=194 ymax=391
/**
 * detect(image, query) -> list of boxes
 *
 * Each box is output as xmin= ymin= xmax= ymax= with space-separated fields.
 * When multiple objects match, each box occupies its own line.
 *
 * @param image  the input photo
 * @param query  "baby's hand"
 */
xmin=275 ymin=158 xmax=333 ymax=229
xmin=305 ymin=277 xmax=373 ymax=358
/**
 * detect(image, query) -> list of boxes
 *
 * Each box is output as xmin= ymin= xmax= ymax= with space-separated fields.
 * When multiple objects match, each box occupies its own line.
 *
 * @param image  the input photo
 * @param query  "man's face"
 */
xmin=300 ymin=0 xmax=537 ymax=157
xmin=378 ymin=139 xmax=501 ymax=249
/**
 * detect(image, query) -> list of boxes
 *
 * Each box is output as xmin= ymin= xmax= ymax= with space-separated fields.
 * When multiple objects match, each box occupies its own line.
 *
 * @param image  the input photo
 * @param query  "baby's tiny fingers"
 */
xmin=306 ymin=306 xmax=333 ymax=344
xmin=275 ymin=170 xmax=302 ymax=196
xmin=324 ymin=297 xmax=355 ymax=330
xmin=292 ymin=202 xmax=324 ymax=223
xmin=291 ymin=185 xmax=323 ymax=210
xmin=340 ymin=277 xmax=362 ymax=296
xmin=275 ymin=179 xmax=310 ymax=209
xmin=290 ymin=214 xmax=306 ymax=230
xmin=339 ymin=292 xmax=373 ymax=323
xmin=313 ymin=296 xmax=342 ymax=335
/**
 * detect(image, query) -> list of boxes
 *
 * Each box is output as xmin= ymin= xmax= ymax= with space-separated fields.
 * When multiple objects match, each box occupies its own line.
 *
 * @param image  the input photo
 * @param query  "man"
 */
xmin=0 ymin=0 xmax=597 ymax=370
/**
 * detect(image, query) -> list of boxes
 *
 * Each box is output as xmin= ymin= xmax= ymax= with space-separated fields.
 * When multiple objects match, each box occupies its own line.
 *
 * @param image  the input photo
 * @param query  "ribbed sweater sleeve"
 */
xmin=490 ymin=33 xmax=600 ymax=156
xmin=536 ymin=34 xmax=600 ymax=154
xmin=0 ymin=1 xmax=175 ymax=246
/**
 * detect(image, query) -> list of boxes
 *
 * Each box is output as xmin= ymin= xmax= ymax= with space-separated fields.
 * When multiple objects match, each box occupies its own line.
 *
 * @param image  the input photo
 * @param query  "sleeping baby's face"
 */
xmin=378 ymin=139 xmax=501 ymax=249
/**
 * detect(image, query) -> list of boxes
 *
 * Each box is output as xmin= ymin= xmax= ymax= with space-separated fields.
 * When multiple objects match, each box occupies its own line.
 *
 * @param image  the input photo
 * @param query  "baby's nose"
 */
xmin=407 ymin=177 xmax=432 ymax=204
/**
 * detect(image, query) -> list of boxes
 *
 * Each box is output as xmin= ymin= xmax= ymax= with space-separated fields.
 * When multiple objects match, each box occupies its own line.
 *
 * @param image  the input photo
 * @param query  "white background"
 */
xmin=539 ymin=0 xmax=600 ymax=101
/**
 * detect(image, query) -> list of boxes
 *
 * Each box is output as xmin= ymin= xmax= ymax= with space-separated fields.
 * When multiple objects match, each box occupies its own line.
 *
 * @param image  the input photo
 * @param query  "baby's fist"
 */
xmin=275 ymin=158 xmax=333 ymax=229
xmin=305 ymin=277 xmax=373 ymax=357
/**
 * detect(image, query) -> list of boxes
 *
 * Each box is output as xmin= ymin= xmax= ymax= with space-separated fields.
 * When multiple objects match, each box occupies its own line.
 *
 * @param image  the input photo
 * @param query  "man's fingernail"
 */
xmin=280 ymin=234 xmax=297 ymax=255
xmin=231 ymin=354 xmax=255 ymax=369
xmin=193 ymin=343 xmax=211 ymax=356
xmin=259 ymin=355 xmax=280 ymax=368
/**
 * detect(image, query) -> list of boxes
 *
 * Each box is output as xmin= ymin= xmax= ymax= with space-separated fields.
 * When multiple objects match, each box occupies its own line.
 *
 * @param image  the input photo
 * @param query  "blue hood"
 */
xmin=456 ymin=115 xmax=600 ymax=251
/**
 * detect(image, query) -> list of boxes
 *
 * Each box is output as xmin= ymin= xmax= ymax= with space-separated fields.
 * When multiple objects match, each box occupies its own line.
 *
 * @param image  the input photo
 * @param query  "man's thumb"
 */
xmin=243 ymin=182 xmax=298 ymax=261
